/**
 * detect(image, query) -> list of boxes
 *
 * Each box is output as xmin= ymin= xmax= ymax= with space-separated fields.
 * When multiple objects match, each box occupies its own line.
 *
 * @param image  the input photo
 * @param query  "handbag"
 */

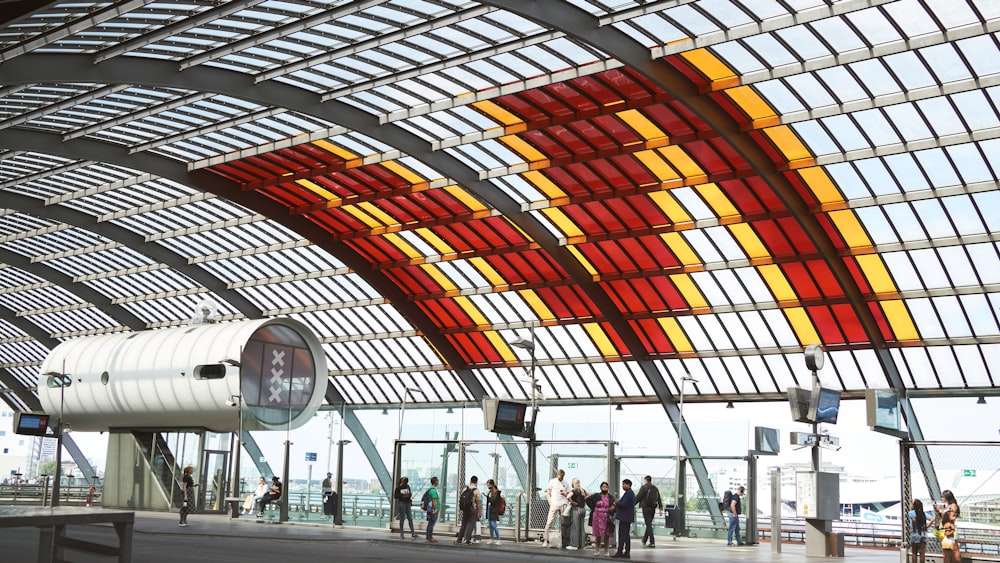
xmin=562 ymin=503 xmax=571 ymax=517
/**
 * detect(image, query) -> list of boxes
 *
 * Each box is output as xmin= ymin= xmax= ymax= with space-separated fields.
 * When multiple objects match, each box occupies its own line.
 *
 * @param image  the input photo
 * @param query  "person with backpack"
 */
xmin=424 ymin=476 xmax=440 ymax=543
xmin=727 ymin=485 xmax=745 ymax=546
xmin=455 ymin=475 xmax=481 ymax=545
xmin=485 ymin=478 xmax=503 ymax=545
xmin=635 ymin=475 xmax=662 ymax=548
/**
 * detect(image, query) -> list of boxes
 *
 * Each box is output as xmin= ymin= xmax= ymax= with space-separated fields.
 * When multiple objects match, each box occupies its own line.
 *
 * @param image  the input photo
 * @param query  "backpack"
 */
xmin=496 ymin=492 xmax=506 ymax=516
xmin=720 ymin=489 xmax=733 ymax=511
xmin=420 ymin=489 xmax=431 ymax=511
xmin=644 ymin=486 xmax=660 ymax=508
xmin=459 ymin=487 xmax=474 ymax=511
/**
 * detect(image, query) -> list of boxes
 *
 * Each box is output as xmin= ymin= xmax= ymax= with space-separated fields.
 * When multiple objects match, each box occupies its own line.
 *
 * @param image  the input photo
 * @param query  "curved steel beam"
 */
xmin=0 ymin=128 xmax=486 ymax=402
xmin=2 ymin=191 xmax=262 ymax=320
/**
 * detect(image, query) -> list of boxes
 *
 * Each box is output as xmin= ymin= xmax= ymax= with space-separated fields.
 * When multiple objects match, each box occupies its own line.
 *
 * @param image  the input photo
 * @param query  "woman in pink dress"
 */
xmin=586 ymin=481 xmax=615 ymax=556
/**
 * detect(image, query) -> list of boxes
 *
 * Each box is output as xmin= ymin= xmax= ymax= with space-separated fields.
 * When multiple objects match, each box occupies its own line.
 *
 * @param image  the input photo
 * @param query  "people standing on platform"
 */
xmin=394 ymin=476 xmax=416 ymax=539
xmin=541 ymin=469 xmax=569 ymax=548
xmin=425 ymin=476 xmax=440 ymax=543
xmin=257 ymin=476 xmax=282 ymax=517
xmin=936 ymin=489 xmax=961 ymax=528
xmin=587 ymin=481 xmax=615 ymax=557
xmin=635 ymin=475 xmax=662 ymax=548
xmin=456 ymin=475 xmax=481 ymax=545
xmin=727 ymin=485 xmax=745 ymax=546
xmin=941 ymin=521 xmax=961 ymax=563
xmin=485 ymin=479 xmax=502 ymax=545
xmin=566 ymin=477 xmax=588 ymax=550
xmin=612 ymin=478 xmax=636 ymax=559
xmin=179 ymin=465 xmax=194 ymax=527
xmin=909 ymin=498 xmax=928 ymax=563
xmin=322 ymin=472 xmax=333 ymax=494
xmin=243 ymin=476 xmax=267 ymax=515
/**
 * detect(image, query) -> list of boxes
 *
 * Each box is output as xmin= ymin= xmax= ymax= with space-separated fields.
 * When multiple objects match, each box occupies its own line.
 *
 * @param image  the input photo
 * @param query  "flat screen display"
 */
xmin=810 ymin=387 xmax=841 ymax=424
xmin=754 ymin=426 xmax=780 ymax=455
xmin=496 ymin=401 xmax=526 ymax=424
xmin=14 ymin=412 xmax=50 ymax=436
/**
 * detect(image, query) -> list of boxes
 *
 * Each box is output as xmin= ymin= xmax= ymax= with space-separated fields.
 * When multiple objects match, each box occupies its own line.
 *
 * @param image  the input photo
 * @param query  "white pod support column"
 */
xmin=38 ymin=318 xmax=326 ymax=432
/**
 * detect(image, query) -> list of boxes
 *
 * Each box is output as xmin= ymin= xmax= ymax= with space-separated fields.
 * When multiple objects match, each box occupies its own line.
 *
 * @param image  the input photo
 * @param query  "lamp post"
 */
xmin=398 ymin=387 xmax=424 ymax=441
xmin=42 ymin=365 xmax=72 ymax=508
xmin=674 ymin=374 xmax=697 ymax=538
xmin=334 ymin=439 xmax=352 ymax=526
xmin=509 ymin=328 xmax=537 ymax=542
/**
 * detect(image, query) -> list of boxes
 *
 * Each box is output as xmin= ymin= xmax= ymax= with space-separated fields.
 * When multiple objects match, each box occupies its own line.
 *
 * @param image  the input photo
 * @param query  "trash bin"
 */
xmin=664 ymin=505 xmax=677 ymax=529
xmin=323 ymin=491 xmax=336 ymax=516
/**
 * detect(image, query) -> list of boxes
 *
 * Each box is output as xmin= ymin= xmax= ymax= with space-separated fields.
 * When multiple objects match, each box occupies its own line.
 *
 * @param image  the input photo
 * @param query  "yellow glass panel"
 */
xmin=472 ymin=100 xmax=527 ymax=134
xmin=728 ymin=223 xmax=769 ymax=260
xmin=784 ymin=307 xmax=820 ymax=345
xmin=453 ymin=295 xmax=488 ymax=325
xmin=487 ymin=331 xmax=520 ymax=362
xmin=695 ymin=183 xmax=738 ymax=219
xmin=381 ymin=233 xmax=422 ymax=260
xmin=566 ymin=245 xmax=598 ymax=277
xmin=828 ymin=209 xmax=872 ymax=249
xmin=763 ymin=126 xmax=814 ymax=168
xmin=381 ymin=161 xmax=428 ymax=190
xmin=469 ymin=257 xmax=507 ymax=286
xmin=311 ymin=140 xmax=362 ymax=168
xmin=295 ymin=178 xmax=339 ymax=202
xmin=725 ymin=86 xmax=779 ymax=129
xmin=414 ymin=228 xmax=456 ymax=256
xmin=855 ymin=254 xmax=897 ymax=295
xmin=356 ymin=201 xmax=397 ymax=227
xmin=660 ymin=232 xmax=700 ymax=266
xmin=680 ymin=49 xmax=740 ymax=90
xmin=341 ymin=205 xmax=382 ymax=229
xmin=658 ymin=145 xmax=707 ymax=184
xmin=420 ymin=264 xmax=457 ymax=292
xmin=617 ymin=109 xmax=668 ymax=144
xmin=540 ymin=208 xmax=586 ymax=239
xmin=798 ymin=167 xmax=844 ymax=206
xmin=647 ymin=191 xmax=692 ymax=225
xmin=634 ymin=150 xmax=681 ymax=183
xmin=758 ymin=264 xmax=795 ymax=302
xmin=499 ymin=135 xmax=550 ymax=170
xmin=669 ymin=274 xmax=708 ymax=309
xmin=519 ymin=289 xmax=556 ymax=321
xmin=443 ymin=185 xmax=489 ymax=214
xmin=658 ymin=317 xmax=693 ymax=353
xmin=583 ymin=323 xmax=619 ymax=357
xmin=522 ymin=170 xmax=568 ymax=201
xmin=881 ymin=300 xmax=920 ymax=341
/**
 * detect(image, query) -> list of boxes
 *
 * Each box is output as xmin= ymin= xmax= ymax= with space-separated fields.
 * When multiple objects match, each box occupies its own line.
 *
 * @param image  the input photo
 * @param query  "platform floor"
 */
xmin=0 ymin=509 xmax=905 ymax=562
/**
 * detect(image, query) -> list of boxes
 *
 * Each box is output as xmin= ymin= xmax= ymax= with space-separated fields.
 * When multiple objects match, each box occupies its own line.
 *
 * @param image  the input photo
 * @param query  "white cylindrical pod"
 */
xmin=38 ymin=318 xmax=326 ymax=432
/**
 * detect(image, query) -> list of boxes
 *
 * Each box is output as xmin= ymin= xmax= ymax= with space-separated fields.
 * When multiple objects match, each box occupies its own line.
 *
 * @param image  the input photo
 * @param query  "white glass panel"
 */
xmin=962 ymin=294 xmax=999 ymax=337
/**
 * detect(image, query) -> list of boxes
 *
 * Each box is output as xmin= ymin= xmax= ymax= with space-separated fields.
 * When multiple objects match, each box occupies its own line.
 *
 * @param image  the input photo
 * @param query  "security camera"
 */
xmin=225 ymin=399 xmax=237 ymax=407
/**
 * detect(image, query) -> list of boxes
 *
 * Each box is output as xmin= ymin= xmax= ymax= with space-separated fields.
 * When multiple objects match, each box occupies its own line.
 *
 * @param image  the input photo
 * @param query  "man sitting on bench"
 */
xmin=257 ymin=476 xmax=282 ymax=517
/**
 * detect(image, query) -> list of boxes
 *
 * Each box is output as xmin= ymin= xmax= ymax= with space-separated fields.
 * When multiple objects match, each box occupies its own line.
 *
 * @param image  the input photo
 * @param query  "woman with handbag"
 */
xmin=586 ymin=481 xmax=615 ymax=557
xmin=908 ymin=498 xmax=927 ymax=563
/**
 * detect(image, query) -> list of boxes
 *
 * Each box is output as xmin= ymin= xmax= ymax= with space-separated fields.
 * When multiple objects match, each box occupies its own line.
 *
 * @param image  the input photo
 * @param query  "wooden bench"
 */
xmin=0 ymin=506 xmax=134 ymax=563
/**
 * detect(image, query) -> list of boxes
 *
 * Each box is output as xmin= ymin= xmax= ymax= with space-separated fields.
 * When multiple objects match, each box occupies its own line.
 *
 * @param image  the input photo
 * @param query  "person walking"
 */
xmin=485 ymin=479 xmax=502 ymax=545
xmin=394 ymin=476 xmax=416 ymax=539
xmin=425 ymin=476 xmax=440 ymax=543
xmin=179 ymin=465 xmax=195 ymax=527
xmin=456 ymin=475 xmax=481 ymax=545
xmin=727 ymin=485 xmax=745 ymax=546
xmin=635 ymin=475 xmax=662 ymax=548
xmin=612 ymin=479 xmax=636 ymax=559
xmin=566 ymin=477 xmax=588 ymax=550
xmin=909 ymin=498 xmax=928 ymax=563
xmin=541 ymin=469 xmax=568 ymax=548
xmin=587 ymin=482 xmax=615 ymax=557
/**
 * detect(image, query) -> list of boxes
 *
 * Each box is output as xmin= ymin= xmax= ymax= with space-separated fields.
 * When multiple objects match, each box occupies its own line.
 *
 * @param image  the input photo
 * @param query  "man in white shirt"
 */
xmin=542 ymin=469 xmax=568 ymax=548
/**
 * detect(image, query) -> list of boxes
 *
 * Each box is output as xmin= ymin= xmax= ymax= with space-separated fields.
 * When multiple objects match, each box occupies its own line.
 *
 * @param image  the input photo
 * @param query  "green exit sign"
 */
xmin=567 ymin=462 xmax=577 ymax=469
xmin=963 ymin=469 xmax=976 ymax=477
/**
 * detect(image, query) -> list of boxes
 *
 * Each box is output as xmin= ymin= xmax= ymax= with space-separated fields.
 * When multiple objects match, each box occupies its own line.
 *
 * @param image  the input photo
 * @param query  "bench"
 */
xmin=224 ymin=497 xmax=243 ymax=518
xmin=0 ymin=506 xmax=133 ymax=563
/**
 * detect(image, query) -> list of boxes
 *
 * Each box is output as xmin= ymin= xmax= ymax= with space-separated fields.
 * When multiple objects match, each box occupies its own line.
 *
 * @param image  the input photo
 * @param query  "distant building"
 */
xmin=0 ymin=409 xmax=32 ymax=479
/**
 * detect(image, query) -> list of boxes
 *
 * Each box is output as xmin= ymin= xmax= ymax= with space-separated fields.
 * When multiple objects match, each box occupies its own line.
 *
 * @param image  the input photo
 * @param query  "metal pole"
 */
xmin=280 ymin=407 xmax=291 ymax=522
xmin=673 ymin=377 xmax=690 ymax=538
xmin=232 ymin=399 xmax=242 ymax=498
xmin=52 ymin=383 xmax=64 ymax=507
xmin=335 ymin=439 xmax=350 ymax=526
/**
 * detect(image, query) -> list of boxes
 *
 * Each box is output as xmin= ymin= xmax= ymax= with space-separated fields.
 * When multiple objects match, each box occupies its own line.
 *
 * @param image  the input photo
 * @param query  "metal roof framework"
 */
xmin=0 ymin=2 xmax=997 ymax=451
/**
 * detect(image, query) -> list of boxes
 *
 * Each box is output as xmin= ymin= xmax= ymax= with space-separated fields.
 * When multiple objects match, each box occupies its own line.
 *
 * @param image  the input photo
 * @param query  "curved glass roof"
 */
xmin=0 ymin=0 xmax=997 ymax=416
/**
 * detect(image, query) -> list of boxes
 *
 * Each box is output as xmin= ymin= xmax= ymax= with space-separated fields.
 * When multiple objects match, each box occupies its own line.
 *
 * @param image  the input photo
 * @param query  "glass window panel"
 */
xmin=792 ymin=120 xmax=839 ymax=157
xmin=735 ymin=267 xmax=774 ymax=304
xmin=740 ymin=311 xmax=778 ymax=350
xmin=897 ymin=347 xmax=936 ymax=388
xmin=666 ymin=5 xmax=720 ymax=37
xmin=784 ymin=73 xmax=837 ymax=109
xmin=776 ymin=25 xmax=829 ymax=61
xmin=740 ymin=353 xmax=777 ymax=393
xmin=849 ymin=59 xmax=901 ymax=98
xmin=883 ymin=153 xmax=930 ymax=193
xmin=713 ymin=269 xmax=751 ymax=306
xmin=843 ymin=7 xmax=902 ymax=47
xmin=821 ymin=114 xmax=869 ymax=153
xmin=917 ymin=97 xmax=967 ymax=139
xmin=681 ymin=229 xmax=722 ymax=264
xmin=884 ymin=51 xmax=937 ymax=92
xmin=701 ymin=357 xmax=736 ymax=394
xmin=882 ymin=251 xmax=922 ymax=291
xmin=690 ymin=271 xmax=728 ymax=307
xmin=907 ymin=297 xmax=945 ymax=339
xmin=883 ymin=104 xmax=933 ymax=144
xmin=914 ymin=148 xmax=961 ymax=189
xmin=699 ymin=316 xmax=735 ymax=350
xmin=742 ymin=33 xmax=798 ymax=68
xmin=828 ymin=350 xmax=865 ymax=390
xmin=967 ymin=242 xmax=1000 ymax=285
xmin=883 ymin=1 xmax=941 ymax=38
xmin=883 ymin=203 xmax=927 ymax=242
xmin=933 ymin=295 xmax=972 ymax=338
xmin=816 ymin=66 xmax=868 ymax=105
xmin=911 ymin=199 xmax=956 ymax=240
xmin=827 ymin=162 xmax=873 ymax=200
xmin=953 ymin=344 xmax=992 ymax=387
xmin=924 ymin=0 xmax=980 ymax=29
xmin=712 ymin=41 xmax=767 ymax=75
xmin=703 ymin=225 xmax=745 ymax=261
xmin=921 ymin=43 xmax=974 ymax=86
xmin=677 ymin=315 xmax=714 ymax=351
xmin=936 ymin=246 xmax=978 ymax=288
xmin=852 ymin=109 xmax=901 ymax=148
xmin=946 ymin=143 xmax=994 ymax=186
xmin=942 ymin=195 xmax=987 ymax=237
xmin=761 ymin=308 xmax=798 ymax=346
xmin=763 ymin=353 xmax=797 ymax=390
xmin=720 ymin=312 xmax=755 ymax=350
xmin=927 ymin=346 xmax=967 ymax=388
xmin=755 ymin=79 xmax=806 ymax=114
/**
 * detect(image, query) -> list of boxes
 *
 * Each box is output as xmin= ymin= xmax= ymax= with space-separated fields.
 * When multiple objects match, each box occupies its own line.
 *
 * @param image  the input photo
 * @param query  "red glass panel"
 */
xmin=807 ymin=305 xmax=846 ymax=345
xmin=623 ymin=193 xmax=673 ymax=227
xmin=521 ymin=88 xmax=574 ymax=120
xmin=611 ymin=154 xmax=660 ymax=187
xmin=669 ymin=101 xmax=714 ymax=137
xmin=599 ymin=321 xmax=629 ymax=357
xmin=495 ymin=94 xmax=552 ymax=129
xmin=486 ymin=250 xmax=566 ymax=284
xmin=566 ymin=120 xmax=620 ymax=159
xmin=815 ymin=213 xmax=850 ymax=252
xmin=744 ymin=176 xmax=783 ymax=209
xmin=867 ymin=301 xmax=896 ymax=342
xmin=842 ymin=257 xmax=875 ymax=296
xmin=575 ymin=243 xmax=618 ymax=275
xmin=707 ymin=138 xmax=753 ymax=175
xmin=243 ymin=154 xmax=291 ymax=176
xmin=560 ymin=203 xmax=606 ymax=234
xmin=604 ymin=199 xmax=652 ymax=232
xmin=348 ymin=236 xmax=410 ymax=264
xmin=605 ymin=279 xmax=657 ymax=313
xmin=641 ymin=104 xmax=697 ymax=140
xmin=805 ymin=259 xmax=845 ymax=298
xmin=664 ymin=54 xmax=711 ymax=90
xmin=831 ymin=303 xmax=868 ymax=343
xmin=718 ymin=180 xmax=765 ymax=215
xmin=416 ymin=299 xmax=462 ymax=328
xmin=383 ymin=267 xmax=438 ymax=296
xmin=432 ymin=298 xmax=476 ymax=328
xmin=571 ymin=75 xmax=624 ymax=108
xmin=751 ymin=220 xmax=794 ymax=258
xmin=617 ymin=238 xmax=660 ymax=271
xmin=708 ymin=90 xmax=752 ymax=128
xmin=775 ymin=217 xmax=817 ymax=254
xmin=589 ymin=159 xmax=637 ymax=194
xmin=521 ymin=128 xmax=575 ymax=163
xmin=683 ymin=140 xmax=734 ymax=179
xmin=784 ymin=169 xmax=820 ymax=206
xmin=543 ymin=82 xmax=601 ymax=120
xmin=645 ymin=276 xmax=689 ymax=310
xmin=209 ymin=162 xmax=260 ymax=184
xmin=592 ymin=114 xmax=644 ymax=148
xmin=534 ymin=286 xmax=601 ymax=318
xmin=579 ymin=201 xmax=627 ymax=234
xmin=259 ymin=183 xmax=319 ymax=208
xmin=305 ymin=208 xmax=360 ymax=237
xmin=446 ymin=332 xmax=501 ymax=365
xmin=595 ymin=68 xmax=659 ymax=106
xmin=563 ymin=163 xmax=615 ymax=198
xmin=630 ymin=318 xmax=676 ymax=354
xmin=747 ymin=129 xmax=788 ymax=167
xmin=781 ymin=262 xmax=821 ymax=300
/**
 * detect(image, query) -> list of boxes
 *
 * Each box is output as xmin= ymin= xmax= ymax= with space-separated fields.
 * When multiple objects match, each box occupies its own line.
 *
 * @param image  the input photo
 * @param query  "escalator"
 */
xmin=131 ymin=431 xmax=185 ymax=508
